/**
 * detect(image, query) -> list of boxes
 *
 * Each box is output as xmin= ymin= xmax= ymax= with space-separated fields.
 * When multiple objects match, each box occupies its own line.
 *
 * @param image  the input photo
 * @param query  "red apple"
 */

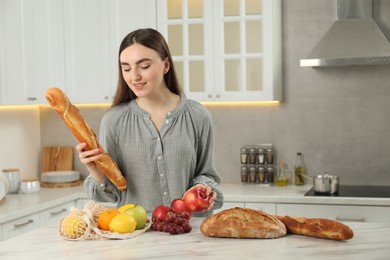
xmin=182 ymin=186 xmax=210 ymax=212
xmin=152 ymin=205 xmax=170 ymax=222
xmin=170 ymin=199 xmax=191 ymax=216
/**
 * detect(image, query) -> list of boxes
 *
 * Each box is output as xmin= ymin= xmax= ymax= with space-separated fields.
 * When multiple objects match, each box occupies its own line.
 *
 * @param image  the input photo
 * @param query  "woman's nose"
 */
xmin=131 ymin=70 xmax=142 ymax=81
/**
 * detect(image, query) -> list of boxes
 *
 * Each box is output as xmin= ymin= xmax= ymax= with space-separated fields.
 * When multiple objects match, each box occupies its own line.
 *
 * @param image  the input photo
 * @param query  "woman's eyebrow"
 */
xmin=120 ymin=58 xmax=152 ymax=66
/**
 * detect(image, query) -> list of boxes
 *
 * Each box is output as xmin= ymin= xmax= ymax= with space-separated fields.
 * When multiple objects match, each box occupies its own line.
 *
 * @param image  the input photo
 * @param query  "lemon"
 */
xmin=61 ymin=212 xmax=87 ymax=239
xmin=109 ymin=213 xmax=137 ymax=234
xmin=118 ymin=203 xmax=136 ymax=213
xmin=124 ymin=205 xmax=147 ymax=230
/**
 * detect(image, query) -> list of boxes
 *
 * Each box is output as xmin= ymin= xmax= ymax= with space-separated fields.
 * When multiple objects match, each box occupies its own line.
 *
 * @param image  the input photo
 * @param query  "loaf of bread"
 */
xmin=276 ymin=216 xmax=354 ymax=241
xmin=200 ymin=207 xmax=286 ymax=239
xmin=45 ymin=88 xmax=127 ymax=192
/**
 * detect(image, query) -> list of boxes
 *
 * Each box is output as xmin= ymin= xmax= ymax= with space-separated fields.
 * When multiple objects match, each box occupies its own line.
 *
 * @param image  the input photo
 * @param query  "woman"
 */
xmin=76 ymin=28 xmax=223 ymax=215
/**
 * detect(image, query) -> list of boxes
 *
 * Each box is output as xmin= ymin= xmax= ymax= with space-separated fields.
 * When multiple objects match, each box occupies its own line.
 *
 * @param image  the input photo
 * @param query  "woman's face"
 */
xmin=120 ymin=43 xmax=169 ymax=98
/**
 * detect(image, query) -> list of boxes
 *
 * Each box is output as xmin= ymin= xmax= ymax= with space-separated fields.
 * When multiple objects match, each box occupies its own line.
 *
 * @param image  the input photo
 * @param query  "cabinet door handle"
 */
xmin=336 ymin=217 xmax=366 ymax=222
xmin=14 ymin=219 xmax=34 ymax=228
xmin=27 ymin=97 xmax=37 ymax=101
xmin=50 ymin=208 xmax=67 ymax=216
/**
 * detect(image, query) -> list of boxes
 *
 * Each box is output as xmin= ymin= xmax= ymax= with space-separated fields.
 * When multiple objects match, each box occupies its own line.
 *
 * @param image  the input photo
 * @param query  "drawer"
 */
xmin=276 ymin=204 xmax=390 ymax=223
xmin=39 ymin=201 xmax=75 ymax=226
xmin=214 ymin=202 xmax=245 ymax=213
xmin=75 ymin=199 xmax=116 ymax=209
xmin=2 ymin=213 xmax=40 ymax=240
xmin=245 ymin=202 xmax=276 ymax=215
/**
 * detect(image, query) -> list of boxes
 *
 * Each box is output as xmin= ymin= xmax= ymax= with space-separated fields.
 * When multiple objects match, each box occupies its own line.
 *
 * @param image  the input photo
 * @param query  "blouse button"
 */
xmin=158 ymin=155 xmax=162 ymax=160
xmin=160 ymin=173 xmax=164 ymax=177
xmin=165 ymin=119 xmax=170 ymax=124
xmin=167 ymin=112 xmax=171 ymax=116
xmin=163 ymin=191 xmax=167 ymax=196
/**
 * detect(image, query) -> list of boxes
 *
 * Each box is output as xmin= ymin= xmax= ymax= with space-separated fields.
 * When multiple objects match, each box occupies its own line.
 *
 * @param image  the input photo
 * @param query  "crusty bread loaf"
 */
xmin=200 ymin=207 xmax=286 ymax=239
xmin=45 ymin=88 xmax=127 ymax=192
xmin=276 ymin=216 xmax=354 ymax=241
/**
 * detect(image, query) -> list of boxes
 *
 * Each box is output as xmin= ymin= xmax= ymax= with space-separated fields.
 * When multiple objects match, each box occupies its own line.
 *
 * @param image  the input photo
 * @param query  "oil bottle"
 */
xmin=294 ymin=152 xmax=305 ymax=186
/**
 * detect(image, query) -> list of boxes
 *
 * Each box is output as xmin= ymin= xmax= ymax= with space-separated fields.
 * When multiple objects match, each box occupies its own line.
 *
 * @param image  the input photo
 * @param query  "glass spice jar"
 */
xmin=249 ymin=165 xmax=257 ymax=183
xmin=257 ymin=148 xmax=265 ymax=164
xmin=240 ymin=147 xmax=249 ymax=164
xmin=266 ymin=165 xmax=275 ymax=184
xmin=257 ymin=165 xmax=265 ymax=183
xmin=266 ymin=147 xmax=274 ymax=164
xmin=249 ymin=148 xmax=257 ymax=164
xmin=241 ymin=165 xmax=249 ymax=183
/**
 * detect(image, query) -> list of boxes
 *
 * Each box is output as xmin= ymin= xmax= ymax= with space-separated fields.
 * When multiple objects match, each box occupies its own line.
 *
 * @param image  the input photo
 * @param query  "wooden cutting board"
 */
xmin=41 ymin=146 xmax=74 ymax=173
xmin=40 ymin=180 xmax=83 ymax=188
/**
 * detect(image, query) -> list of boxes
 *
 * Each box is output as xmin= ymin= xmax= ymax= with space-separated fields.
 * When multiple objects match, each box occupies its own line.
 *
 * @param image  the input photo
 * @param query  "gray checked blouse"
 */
xmin=84 ymin=94 xmax=224 ymax=215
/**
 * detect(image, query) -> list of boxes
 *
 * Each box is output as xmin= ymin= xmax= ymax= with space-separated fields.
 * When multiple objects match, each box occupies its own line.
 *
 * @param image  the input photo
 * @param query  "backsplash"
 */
xmin=2 ymin=0 xmax=390 ymax=186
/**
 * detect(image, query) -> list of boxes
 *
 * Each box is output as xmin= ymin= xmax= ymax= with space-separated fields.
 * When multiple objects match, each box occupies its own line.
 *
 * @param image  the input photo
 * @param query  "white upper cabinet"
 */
xmin=63 ymin=0 xmax=157 ymax=104
xmin=157 ymin=0 xmax=282 ymax=102
xmin=0 ymin=0 xmax=156 ymax=105
xmin=0 ymin=0 xmax=65 ymax=105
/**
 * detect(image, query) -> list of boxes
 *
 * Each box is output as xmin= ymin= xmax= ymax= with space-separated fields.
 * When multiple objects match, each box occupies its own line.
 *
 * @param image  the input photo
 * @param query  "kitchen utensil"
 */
xmin=41 ymin=170 xmax=80 ymax=183
xmin=41 ymin=146 xmax=73 ymax=173
xmin=20 ymin=178 xmax=40 ymax=194
xmin=2 ymin=168 xmax=21 ymax=194
xmin=302 ymin=172 xmax=339 ymax=194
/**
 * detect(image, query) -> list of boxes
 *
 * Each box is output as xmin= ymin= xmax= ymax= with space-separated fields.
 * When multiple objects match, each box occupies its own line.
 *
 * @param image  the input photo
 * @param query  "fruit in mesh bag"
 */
xmin=123 ymin=205 xmax=147 ymax=230
xmin=97 ymin=208 xmax=120 ymax=231
xmin=109 ymin=213 xmax=137 ymax=233
xmin=60 ymin=211 xmax=88 ymax=239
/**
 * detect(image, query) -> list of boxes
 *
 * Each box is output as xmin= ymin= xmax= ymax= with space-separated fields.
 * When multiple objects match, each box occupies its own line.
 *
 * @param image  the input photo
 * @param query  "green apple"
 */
xmin=124 ymin=205 xmax=147 ymax=230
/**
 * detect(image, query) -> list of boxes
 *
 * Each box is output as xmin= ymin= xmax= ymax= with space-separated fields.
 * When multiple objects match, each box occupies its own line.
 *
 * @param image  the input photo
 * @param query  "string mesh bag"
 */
xmin=59 ymin=209 xmax=91 ymax=241
xmin=59 ymin=200 xmax=151 ymax=241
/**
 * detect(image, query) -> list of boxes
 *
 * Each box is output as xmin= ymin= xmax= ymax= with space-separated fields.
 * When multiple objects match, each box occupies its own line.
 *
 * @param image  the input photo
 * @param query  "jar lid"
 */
xmin=22 ymin=178 xmax=39 ymax=182
xmin=2 ymin=168 xmax=20 ymax=172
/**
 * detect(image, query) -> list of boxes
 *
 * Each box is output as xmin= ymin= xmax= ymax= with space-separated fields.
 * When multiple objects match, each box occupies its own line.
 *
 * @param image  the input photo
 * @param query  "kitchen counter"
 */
xmin=0 ymin=217 xmax=389 ymax=259
xmin=220 ymin=183 xmax=390 ymax=206
xmin=2 ymin=183 xmax=390 ymax=224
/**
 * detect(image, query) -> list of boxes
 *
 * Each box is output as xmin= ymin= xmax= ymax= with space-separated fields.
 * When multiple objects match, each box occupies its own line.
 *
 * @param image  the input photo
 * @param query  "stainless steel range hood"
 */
xmin=300 ymin=0 xmax=390 ymax=67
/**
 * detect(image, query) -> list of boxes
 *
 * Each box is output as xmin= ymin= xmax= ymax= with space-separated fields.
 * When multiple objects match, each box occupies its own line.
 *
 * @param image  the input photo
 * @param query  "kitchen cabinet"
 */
xmin=0 ymin=0 xmax=156 ymax=105
xmin=214 ymin=201 xmax=244 ymax=213
xmin=39 ymin=201 xmax=74 ymax=226
xmin=157 ymin=0 xmax=282 ymax=102
xmin=276 ymin=203 xmax=390 ymax=223
xmin=245 ymin=202 xmax=276 ymax=215
xmin=2 ymin=212 xmax=40 ymax=240
xmin=75 ymin=198 xmax=116 ymax=209
xmin=63 ymin=0 xmax=157 ymax=104
xmin=0 ymin=0 xmax=65 ymax=105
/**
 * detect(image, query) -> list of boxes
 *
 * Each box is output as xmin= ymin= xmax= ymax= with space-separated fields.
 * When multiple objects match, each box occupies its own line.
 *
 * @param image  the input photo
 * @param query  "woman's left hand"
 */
xmin=184 ymin=184 xmax=217 ymax=213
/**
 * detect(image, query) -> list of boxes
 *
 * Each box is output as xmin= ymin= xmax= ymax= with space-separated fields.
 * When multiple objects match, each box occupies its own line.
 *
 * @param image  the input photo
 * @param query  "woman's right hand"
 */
xmin=76 ymin=143 xmax=104 ymax=181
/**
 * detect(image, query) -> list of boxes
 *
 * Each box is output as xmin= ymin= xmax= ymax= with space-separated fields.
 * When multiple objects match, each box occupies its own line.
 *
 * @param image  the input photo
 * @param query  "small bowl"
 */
xmin=20 ymin=178 xmax=40 ymax=194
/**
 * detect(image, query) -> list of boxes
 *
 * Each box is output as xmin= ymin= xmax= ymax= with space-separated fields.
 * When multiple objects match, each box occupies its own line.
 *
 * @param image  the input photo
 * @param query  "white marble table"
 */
xmin=0 ymin=217 xmax=389 ymax=260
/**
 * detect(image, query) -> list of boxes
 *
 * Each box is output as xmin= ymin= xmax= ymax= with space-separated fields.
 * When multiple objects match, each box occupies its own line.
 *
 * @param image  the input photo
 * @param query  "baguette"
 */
xmin=276 ymin=215 xmax=354 ymax=241
xmin=200 ymin=207 xmax=286 ymax=239
xmin=45 ymin=88 xmax=127 ymax=192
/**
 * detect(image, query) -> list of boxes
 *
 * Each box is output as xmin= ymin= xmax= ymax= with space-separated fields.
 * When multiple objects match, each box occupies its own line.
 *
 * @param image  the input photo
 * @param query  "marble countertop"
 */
xmin=0 ymin=217 xmax=389 ymax=259
xmin=1 ymin=183 xmax=390 ymax=224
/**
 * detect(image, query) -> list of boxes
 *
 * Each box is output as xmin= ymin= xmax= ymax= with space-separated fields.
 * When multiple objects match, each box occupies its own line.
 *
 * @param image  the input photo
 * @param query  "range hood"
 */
xmin=300 ymin=0 xmax=390 ymax=67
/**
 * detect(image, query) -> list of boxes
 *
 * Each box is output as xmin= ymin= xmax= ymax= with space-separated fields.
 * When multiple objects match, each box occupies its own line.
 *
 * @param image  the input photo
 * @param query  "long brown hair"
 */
xmin=112 ymin=28 xmax=182 ymax=107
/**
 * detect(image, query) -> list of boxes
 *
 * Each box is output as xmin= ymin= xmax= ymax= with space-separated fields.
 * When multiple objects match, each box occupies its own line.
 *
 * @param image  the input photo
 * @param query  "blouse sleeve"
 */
xmin=189 ymin=107 xmax=224 ymax=211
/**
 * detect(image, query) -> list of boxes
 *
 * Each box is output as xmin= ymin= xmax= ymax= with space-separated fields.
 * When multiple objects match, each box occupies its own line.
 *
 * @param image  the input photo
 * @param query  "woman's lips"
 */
xmin=132 ymin=82 xmax=146 ymax=90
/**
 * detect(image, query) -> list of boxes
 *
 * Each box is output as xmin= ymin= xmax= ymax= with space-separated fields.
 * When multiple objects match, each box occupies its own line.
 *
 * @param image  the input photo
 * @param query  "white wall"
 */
xmin=0 ymin=106 xmax=41 ymax=179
